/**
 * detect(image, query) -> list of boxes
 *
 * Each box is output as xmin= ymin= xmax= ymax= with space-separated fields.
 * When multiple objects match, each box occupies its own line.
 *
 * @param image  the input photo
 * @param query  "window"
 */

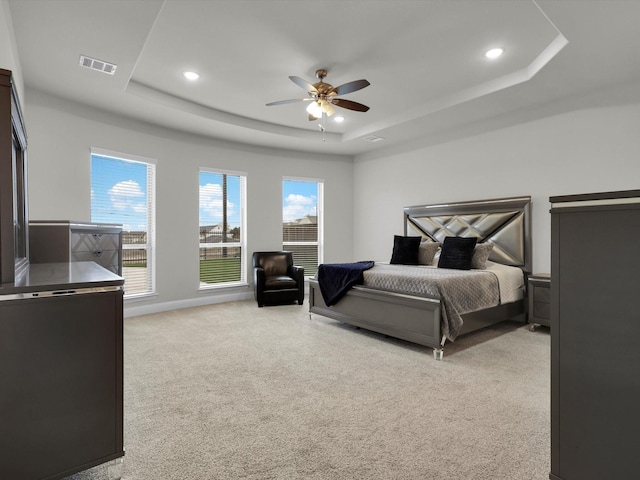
xmin=199 ymin=169 xmax=246 ymax=287
xmin=91 ymin=149 xmax=156 ymax=297
xmin=283 ymin=178 xmax=323 ymax=277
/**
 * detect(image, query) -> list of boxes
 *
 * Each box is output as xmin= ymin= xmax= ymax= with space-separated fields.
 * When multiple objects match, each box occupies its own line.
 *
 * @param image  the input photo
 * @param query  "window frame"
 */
xmin=282 ymin=176 xmax=324 ymax=278
xmin=90 ymin=147 xmax=157 ymax=299
xmin=198 ymin=167 xmax=247 ymax=290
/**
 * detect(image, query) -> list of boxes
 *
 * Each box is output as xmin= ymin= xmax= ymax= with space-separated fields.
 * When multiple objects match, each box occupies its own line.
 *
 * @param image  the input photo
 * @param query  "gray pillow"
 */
xmin=418 ymin=240 xmax=440 ymax=265
xmin=471 ymin=242 xmax=494 ymax=269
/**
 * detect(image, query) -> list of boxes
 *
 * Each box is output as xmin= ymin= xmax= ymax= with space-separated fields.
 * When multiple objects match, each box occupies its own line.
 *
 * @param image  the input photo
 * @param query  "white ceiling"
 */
xmin=8 ymin=0 xmax=640 ymax=156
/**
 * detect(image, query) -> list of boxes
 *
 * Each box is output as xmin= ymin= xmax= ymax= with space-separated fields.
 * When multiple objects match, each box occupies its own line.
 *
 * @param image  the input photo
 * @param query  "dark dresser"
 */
xmin=550 ymin=190 xmax=640 ymax=480
xmin=0 ymin=262 xmax=125 ymax=480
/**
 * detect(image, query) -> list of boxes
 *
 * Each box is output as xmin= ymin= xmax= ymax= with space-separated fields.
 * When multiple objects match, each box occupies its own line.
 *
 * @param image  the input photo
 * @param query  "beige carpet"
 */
xmin=66 ymin=299 xmax=550 ymax=480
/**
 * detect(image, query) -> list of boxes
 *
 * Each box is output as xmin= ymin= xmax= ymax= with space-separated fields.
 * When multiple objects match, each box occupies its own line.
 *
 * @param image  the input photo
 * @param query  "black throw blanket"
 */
xmin=316 ymin=261 xmax=375 ymax=306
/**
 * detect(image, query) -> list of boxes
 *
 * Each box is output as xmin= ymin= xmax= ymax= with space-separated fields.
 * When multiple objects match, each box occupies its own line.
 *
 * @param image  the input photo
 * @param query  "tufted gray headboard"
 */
xmin=404 ymin=196 xmax=532 ymax=273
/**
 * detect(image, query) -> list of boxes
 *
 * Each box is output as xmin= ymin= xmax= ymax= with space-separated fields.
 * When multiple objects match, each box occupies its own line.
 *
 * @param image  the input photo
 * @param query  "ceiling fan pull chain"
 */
xmin=319 ymin=113 xmax=326 ymax=142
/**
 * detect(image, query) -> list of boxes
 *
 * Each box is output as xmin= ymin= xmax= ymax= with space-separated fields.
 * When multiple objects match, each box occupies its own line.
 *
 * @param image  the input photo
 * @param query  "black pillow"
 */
xmin=390 ymin=235 xmax=421 ymax=265
xmin=438 ymin=236 xmax=478 ymax=270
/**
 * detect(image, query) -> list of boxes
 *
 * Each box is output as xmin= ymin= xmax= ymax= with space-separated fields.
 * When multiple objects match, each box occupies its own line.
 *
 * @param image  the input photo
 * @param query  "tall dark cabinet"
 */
xmin=0 ymin=68 xmax=29 ymax=283
xmin=550 ymin=190 xmax=640 ymax=480
xmin=0 ymin=69 xmax=125 ymax=479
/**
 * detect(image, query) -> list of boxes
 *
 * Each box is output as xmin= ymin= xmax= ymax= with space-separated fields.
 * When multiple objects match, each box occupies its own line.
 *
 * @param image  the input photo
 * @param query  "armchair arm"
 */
xmin=290 ymin=265 xmax=305 ymax=305
xmin=253 ymin=267 xmax=266 ymax=304
xmin=289 ymin=265 xmax=304 ymax=283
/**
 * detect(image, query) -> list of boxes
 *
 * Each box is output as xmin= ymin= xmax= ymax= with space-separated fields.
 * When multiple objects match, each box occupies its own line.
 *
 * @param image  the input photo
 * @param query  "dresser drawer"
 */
xmin=70 ymin=232 xmax=120 ymax=252
xmin=71 ymin=249 xmax=118 ymax=267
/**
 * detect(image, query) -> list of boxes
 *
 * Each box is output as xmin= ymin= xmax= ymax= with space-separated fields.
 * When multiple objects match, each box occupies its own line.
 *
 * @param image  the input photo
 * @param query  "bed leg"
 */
xmin=433 ymin=335 xmax=447 ymax=361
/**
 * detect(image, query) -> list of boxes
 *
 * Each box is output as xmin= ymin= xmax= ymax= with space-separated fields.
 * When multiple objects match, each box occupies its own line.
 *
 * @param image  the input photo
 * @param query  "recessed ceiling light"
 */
xmin=485 ymin=48 xmax=504 ymax=59
xmin=334 ymin=116 xmax=344 ymax=123
xmin=183 ymin=71 xmax=200 ymax=80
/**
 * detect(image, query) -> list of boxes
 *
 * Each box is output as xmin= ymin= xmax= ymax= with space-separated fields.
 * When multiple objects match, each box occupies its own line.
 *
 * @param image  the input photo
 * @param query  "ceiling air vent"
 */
xmin=363 ymin=135 xmax=384 ymax=143
xmin=79 ymin=55 xmax=117 ymax=75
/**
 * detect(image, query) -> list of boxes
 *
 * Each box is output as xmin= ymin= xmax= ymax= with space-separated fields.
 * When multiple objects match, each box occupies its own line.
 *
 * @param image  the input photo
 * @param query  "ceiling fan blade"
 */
xmin=330 ymin=79 xmax=370 ymax=96
xmin=266 ymin=98 xmax=311 ymax=106
xmin=289 ymin=76 xmax=318 ymax=93
xmin=332 ymin=98 xmax=370 ymax=112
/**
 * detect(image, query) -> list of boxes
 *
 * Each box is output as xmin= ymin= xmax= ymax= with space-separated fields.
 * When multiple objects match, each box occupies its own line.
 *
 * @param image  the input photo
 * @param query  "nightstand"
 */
xmin=528 ymin=273 xmax=550 ymax=330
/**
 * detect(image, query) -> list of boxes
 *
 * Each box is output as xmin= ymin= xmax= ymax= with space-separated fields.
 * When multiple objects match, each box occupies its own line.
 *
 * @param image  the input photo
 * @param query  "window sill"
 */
xmin=124 ymin=291 xmax=158 ymax=303
xmin=198 ymin=282 xmax=249 ymax=292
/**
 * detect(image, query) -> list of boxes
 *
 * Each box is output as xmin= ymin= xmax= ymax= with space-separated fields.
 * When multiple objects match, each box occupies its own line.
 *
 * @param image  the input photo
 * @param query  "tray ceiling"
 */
xmin=8 ymin=0 xmax=640 ymax=156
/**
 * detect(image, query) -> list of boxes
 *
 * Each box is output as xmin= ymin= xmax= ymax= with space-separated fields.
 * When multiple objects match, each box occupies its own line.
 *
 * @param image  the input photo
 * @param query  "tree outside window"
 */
xmin=199 ymin=169 xmax=246 ymax=286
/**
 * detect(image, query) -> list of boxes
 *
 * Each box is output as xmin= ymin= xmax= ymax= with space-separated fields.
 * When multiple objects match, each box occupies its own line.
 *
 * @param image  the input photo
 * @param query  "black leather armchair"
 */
xmin=252 ymin=251 xmax=304 ymax=307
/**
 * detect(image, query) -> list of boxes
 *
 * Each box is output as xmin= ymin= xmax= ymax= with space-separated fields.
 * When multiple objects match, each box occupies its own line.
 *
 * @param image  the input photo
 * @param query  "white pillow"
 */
xmin=418 ymin=240 xmax=440 ymax=265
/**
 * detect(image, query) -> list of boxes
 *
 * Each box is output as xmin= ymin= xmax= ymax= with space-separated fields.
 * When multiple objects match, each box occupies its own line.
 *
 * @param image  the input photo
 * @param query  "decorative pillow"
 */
xmin=390 ymin=235 xmax=421 ymax=265
xmin=471 ymin=242 xmax=494 ymax=269
xmin=418 ymin=240 xmax=441 ymax=265
xmin=438 ymin=236 xmax=478 ymax=270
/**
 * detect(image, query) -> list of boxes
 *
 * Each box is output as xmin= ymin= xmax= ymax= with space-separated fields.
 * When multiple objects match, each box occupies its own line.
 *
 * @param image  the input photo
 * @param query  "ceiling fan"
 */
xmin=266 ymin=69 xmax=370 ymax=121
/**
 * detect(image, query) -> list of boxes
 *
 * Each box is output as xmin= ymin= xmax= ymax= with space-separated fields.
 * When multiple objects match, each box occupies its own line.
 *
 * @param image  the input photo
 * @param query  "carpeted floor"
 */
xmin=66 ymin=299 xmax=550 ymax=480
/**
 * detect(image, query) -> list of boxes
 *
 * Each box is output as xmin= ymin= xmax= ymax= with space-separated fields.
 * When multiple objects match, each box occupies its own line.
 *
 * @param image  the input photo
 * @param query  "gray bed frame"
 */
xmin=308 ymin=196 xmax=532 ymax=360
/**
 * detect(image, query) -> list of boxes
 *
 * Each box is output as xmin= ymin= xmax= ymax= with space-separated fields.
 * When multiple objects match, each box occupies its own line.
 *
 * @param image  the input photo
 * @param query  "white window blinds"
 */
xmin=282 ymin=178 xmax=323 ymax=276
xmin=91 ymin=149 xmax=156 ymax=296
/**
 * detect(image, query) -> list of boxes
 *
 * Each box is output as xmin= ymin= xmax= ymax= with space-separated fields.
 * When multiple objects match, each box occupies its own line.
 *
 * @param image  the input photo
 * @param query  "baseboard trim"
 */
xmin=124 ymin=290 xmax=253 ymax=318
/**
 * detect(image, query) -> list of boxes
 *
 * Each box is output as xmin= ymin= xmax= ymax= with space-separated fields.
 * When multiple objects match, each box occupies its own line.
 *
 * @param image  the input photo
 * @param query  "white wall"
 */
xmin=353 ymin=103 xmax=640 ymax=274
xmin=0 ymin=0 xmax=24 ymax=98
xmin=21 ymin=79 xmax=640 ymax=314
xmin=25 ymin=89 xmax=354 ymax=315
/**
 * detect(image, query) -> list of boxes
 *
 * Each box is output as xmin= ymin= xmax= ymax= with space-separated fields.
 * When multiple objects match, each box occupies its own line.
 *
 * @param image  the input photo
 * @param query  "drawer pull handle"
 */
xmin=93 ymin=251 xmax=103 ymax=257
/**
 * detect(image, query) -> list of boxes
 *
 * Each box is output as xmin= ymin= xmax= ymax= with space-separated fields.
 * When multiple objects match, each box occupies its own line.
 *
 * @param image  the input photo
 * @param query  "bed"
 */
xmin=308 ymin=196 xmax=531 ymax=360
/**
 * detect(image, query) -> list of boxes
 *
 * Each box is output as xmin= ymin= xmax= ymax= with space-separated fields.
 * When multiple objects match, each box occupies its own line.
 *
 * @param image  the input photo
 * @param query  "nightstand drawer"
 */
xmin=533 ymin=285 xmax=550 ymax=304
xmin=533 ymin=301 xmax=550 ymax=320
xmin=528 ymin=274 xmax=551 ymax=327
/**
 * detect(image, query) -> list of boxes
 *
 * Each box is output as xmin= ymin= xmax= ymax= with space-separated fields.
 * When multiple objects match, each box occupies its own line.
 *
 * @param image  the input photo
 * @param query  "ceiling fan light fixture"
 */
xmin=306 ymin=101 xmax=323 ymax=118
xmin=320 ymin=99 xmax=335 ymax=116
